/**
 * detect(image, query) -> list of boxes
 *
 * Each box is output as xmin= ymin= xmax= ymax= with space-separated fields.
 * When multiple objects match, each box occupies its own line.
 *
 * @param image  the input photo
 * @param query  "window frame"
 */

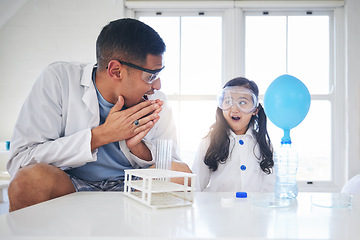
xmin=125 ymin=1 xmax=346 ymax=192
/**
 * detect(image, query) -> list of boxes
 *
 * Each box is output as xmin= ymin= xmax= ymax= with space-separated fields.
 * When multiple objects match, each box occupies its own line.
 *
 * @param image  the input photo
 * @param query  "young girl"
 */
xmin=192 ymin=77 xmax=275 ymax=192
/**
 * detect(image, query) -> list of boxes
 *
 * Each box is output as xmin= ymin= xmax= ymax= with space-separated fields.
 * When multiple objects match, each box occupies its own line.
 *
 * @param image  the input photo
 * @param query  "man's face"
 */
xmin=121 ymin=54 xmax=164 ymax=108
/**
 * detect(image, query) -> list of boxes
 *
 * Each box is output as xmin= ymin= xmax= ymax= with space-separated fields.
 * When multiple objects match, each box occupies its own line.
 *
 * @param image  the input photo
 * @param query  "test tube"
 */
xmin=155 ymin=139 xmax=172 ymax=171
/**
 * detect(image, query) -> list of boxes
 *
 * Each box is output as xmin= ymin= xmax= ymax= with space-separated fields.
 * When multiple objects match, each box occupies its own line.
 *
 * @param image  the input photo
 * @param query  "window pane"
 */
xmin=245 ymin=16 xmax=287 ymax=94
xmin=267 ymin=100 xmax=331 ymax=181
xmin=181 ymin=17 xmax=222 ymax=94
xmin=140 ymin=16 xmax=222 ymax=96
xmin=139 ymin=17 xmax=181 ymax=95
xmin=246 ymin=15 xmax=330 ymax=94
xmin=288 ymin=16 xmax=330 ymax=94
xmin=170 ymin=100 xmax=217 ymax=168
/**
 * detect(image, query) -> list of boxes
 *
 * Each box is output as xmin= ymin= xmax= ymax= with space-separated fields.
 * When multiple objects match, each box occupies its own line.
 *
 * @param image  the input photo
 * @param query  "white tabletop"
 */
xmin=0 ymin=192 xmax=359 ymax=240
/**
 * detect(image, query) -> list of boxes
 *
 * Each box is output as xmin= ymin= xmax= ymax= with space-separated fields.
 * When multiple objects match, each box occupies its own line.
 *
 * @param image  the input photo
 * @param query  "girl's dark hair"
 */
xmin=204 ymin=77 xmax=273 ymax=174
xmin=96 ymin=18 xmax=166 ymax=70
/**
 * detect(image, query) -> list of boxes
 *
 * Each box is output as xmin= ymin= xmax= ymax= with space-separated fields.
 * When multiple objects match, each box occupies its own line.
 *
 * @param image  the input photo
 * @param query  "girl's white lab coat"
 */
xmin=192 ymin=128 xmax=275 ymax=192
xmin=7 ymin=62 xmax=179 ymax=177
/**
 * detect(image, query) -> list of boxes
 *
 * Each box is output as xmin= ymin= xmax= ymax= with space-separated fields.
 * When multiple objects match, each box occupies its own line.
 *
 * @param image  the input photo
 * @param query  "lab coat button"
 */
xmin=239 ymin=140 xmax=244 ymax=145
xmin=240 ymin=165 xmax=246 ymax=171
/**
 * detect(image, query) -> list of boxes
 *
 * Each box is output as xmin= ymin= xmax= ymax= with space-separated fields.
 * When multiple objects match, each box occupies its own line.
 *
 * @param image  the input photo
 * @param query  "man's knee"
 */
xmin=8 ymin=163 xmax=75 ymax=211
xmin=9 ymin=163 xmax=58 ymax=191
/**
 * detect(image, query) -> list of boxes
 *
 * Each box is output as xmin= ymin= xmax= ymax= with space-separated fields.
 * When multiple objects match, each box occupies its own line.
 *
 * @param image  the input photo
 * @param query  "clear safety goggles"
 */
xmin=111 ymin=60 xmax=164 ymax=84
xmin=217 ymin=86 xmax=258 ymax=113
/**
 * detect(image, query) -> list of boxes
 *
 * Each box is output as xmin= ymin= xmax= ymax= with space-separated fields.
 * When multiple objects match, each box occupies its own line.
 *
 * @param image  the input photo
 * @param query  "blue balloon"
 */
xmin=263 ymin=74 xmax=311 ymax=143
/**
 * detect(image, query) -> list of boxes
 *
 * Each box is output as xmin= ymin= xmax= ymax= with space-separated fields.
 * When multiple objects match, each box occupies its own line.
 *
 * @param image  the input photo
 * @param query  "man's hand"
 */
xmin=125 ymin=99 xmax=163 ymax=148
xmin=91 ymin=96 xmax=163 ymax=152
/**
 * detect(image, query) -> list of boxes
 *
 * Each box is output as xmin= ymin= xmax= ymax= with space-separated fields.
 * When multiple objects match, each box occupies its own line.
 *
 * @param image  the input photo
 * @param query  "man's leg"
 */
xmin=8 ymin=163 xmax=76 ymax=212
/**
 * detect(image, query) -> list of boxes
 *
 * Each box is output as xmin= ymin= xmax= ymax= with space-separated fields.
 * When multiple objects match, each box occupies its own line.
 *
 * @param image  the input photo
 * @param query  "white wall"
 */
xmin=0 ymin=0 xmax=359 ymax=182
xmin=0 ymin=0 xmax=125 ymax=141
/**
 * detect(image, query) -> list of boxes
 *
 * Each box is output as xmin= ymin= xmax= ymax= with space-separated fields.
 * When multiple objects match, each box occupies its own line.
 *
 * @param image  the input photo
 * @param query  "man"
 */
xmin=7 ymin=18 xmax=190 ymax=211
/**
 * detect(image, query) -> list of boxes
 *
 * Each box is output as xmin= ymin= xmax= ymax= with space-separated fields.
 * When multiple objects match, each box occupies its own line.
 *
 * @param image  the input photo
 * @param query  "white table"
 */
xmin=0 ymin=192 xmax=359 ymax=239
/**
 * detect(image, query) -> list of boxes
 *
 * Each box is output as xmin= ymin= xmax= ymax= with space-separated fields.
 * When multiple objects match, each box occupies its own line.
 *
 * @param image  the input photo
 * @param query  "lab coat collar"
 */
xmin=229 ymin=124 xmax=256 ymax=140
xmin=81 ymin=63 xmax=100 ymax=128
xmin=81 ymin=63 xmax=97 ymax=87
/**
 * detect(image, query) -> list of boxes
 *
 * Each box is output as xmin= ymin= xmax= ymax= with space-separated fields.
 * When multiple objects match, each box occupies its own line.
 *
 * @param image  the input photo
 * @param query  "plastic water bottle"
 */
xmin=274 ymin=141 xmax=298 ymax=199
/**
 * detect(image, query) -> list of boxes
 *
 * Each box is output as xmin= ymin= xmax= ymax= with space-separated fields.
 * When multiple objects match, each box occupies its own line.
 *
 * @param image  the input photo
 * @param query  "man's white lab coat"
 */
xmin=7 ymin=62 xmax=179 ymax=178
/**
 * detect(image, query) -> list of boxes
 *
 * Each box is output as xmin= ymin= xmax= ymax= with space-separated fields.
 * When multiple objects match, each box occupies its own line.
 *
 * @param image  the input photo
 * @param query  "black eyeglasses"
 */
xmin=108 ymin=59 xmax=165 ymax=84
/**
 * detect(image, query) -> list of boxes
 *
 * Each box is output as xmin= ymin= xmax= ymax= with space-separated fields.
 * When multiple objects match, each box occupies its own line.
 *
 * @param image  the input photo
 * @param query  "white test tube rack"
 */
xmin=124 ymin=169 xmax=196 ymax=209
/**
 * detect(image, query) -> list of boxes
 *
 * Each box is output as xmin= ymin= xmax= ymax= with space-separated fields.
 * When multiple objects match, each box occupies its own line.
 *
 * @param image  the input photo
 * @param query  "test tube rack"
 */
xmin=124 ymin=169 xmax=196 ymax=209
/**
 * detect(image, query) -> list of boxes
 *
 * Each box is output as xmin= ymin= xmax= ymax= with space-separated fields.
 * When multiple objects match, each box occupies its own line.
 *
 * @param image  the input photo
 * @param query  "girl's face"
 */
xmin=221 ymin=88 xmax=258 ymax=135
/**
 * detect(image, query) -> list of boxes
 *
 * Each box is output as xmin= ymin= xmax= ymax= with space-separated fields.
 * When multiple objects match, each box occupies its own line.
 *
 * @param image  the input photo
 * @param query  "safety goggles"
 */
xmin=217 ymin=86 xmax=258 ymax=113
xmin=109 ymin=60 xmax=165 ymax=84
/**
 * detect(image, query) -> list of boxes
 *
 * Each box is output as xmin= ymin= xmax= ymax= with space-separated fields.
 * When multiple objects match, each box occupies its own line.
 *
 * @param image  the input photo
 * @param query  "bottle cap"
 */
xmin=236 ymin=192 xmax=247 ymax=198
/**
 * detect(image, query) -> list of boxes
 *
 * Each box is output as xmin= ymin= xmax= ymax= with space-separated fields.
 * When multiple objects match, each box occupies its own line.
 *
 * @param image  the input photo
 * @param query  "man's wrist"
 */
xmin=91 ymin=125 xmax=109 ymax=151
xmin=128 ymin=140 xmax=152 ymax=161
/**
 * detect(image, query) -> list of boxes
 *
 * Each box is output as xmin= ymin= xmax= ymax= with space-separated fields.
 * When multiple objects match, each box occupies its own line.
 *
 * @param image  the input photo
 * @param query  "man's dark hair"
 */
xmin=96 ymin=18 xmax=166 ymax=70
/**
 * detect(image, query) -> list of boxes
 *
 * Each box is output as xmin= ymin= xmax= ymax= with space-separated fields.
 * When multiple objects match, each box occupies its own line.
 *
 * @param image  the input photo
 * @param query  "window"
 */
xmin=244 ymin=12 xmax=333 ymax=183
xmin=127 ymin=1 xmax=345 ymax=191
xmin=138 ymin=13 xmax=222 ymax=168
